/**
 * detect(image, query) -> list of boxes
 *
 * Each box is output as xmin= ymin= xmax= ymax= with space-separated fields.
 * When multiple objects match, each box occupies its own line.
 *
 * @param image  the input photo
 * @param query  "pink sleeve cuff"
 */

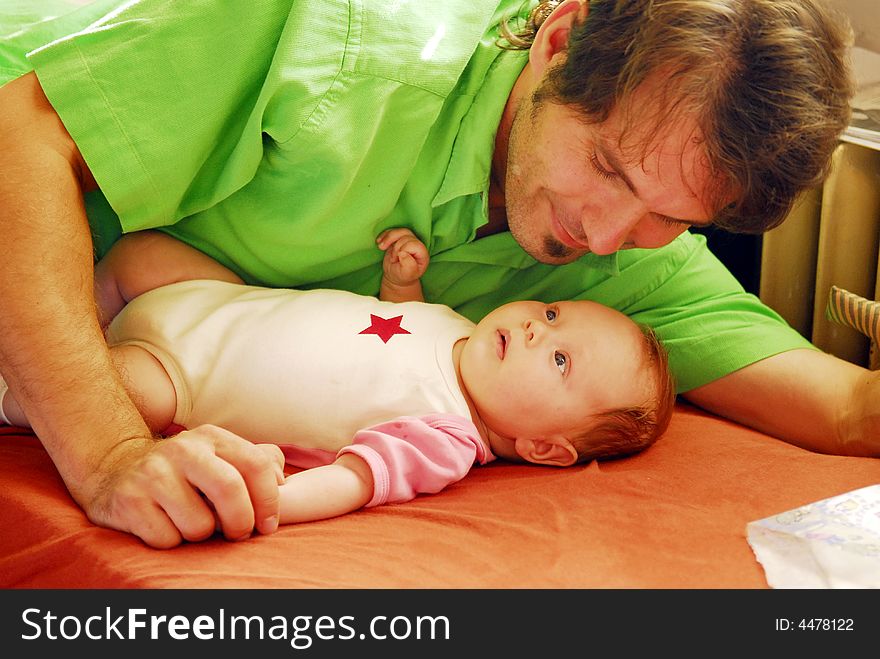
xmin=338 ymin=414 xmax=492 ymax=507
xmin=342 ymin=444 xmax=391 ymax=507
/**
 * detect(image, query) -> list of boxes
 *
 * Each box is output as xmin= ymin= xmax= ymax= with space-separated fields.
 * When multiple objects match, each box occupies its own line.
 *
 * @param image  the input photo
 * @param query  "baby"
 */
xmin=0 ymin=229 xmax=675 ymax=524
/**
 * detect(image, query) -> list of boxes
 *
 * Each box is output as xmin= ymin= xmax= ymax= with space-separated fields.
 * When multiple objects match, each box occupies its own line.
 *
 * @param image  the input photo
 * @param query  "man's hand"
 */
xmin=376 ymin=228 xmax=429 ymax=303
xmin=841 ymin=367 xmax=880 ymax=457
xmin=85 ymin=426 xmax=285 ymax=548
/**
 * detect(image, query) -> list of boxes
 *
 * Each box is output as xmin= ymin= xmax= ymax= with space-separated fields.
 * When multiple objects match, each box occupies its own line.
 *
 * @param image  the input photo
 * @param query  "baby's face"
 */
xmin=459 ymin=300 xmax=654 ymax=441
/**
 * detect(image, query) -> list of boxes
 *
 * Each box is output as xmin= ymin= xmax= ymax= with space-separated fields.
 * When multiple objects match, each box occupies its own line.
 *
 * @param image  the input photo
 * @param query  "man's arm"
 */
xmin=0 ymin=72 xmax=283 ymax=547
xmin=684 ymin=348 xmax=880 ymax=457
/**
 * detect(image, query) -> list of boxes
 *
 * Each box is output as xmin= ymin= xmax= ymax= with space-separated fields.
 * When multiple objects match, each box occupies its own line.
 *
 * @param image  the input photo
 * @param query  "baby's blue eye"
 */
xmin=554 ymin=351 xmax=568 ymax=374
xmin=545 ymin=308 xmax=557 ymax=322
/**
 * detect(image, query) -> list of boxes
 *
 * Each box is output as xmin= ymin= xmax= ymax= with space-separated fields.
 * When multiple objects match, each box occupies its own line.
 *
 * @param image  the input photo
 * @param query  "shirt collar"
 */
xmin=433 ymin=230 xmax=620 ymax=275
xmin=431 ymin=49 xmax=527 ymax=210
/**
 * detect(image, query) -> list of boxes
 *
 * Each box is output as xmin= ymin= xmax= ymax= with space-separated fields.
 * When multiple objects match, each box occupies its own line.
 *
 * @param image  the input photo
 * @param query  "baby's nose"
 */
xmin=523 ymin=319 xmax=544 ymax=344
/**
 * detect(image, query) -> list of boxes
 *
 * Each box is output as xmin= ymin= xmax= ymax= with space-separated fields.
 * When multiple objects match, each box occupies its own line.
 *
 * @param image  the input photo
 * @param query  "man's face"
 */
xmin=502 ymin=76 xmax=722 ymax=263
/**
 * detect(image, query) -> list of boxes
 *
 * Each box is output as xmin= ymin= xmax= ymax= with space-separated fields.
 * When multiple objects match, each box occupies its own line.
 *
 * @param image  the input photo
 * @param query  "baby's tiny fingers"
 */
xmin=376 ymin=227 xmax=415 ymax=250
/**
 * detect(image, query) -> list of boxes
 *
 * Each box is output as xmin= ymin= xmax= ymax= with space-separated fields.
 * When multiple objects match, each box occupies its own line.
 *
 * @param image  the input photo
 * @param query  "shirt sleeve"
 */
xmin=339 ymin=414 xmax=494 ymax=507
xmin=619 ymin=233 xmax=816 ymax=392
xmin=27 ymin=0 xmax=308 ymax=232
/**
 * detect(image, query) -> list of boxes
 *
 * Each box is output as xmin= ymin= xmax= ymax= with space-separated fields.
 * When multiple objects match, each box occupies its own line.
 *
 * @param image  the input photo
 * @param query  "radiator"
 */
xmin=759 ymin=140 xmax=880 ymax=368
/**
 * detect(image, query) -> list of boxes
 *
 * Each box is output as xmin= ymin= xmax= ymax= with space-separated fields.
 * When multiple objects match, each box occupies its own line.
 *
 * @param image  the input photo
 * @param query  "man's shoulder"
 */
xmin=350 ymin=0 xmax=512 ymax=96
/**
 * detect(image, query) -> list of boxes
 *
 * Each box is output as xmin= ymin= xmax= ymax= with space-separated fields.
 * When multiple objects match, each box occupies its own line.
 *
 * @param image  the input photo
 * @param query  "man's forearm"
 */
xmin=684 ymin=348 xmax=877 ymax=457
xmin=0 ymin=73 xmax=152 ymax=505
xmin=0 ymin=74 xmax=283 ymax=548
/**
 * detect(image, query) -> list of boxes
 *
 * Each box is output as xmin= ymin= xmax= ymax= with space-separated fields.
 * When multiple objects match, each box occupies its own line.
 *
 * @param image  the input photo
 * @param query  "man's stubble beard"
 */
xmin=504 ymin=156 xmax=581 ymax=265
xmin=503 ymin=88 xmax=584 ymax=266
xmin=542 ymin=235 xmax=576 ymax=260
xmin=505 ymin=184 xmax=580 ymax=264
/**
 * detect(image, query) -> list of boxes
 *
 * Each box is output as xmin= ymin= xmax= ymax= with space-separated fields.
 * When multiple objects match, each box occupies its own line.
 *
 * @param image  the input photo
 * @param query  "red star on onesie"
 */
xmin=359 ymin=314 xmax=411 ymax=343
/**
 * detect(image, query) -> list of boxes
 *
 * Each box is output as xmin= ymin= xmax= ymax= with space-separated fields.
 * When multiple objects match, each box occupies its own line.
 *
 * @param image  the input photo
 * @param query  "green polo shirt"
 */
xmin=4 ymin=0 xmax=814 ymax=392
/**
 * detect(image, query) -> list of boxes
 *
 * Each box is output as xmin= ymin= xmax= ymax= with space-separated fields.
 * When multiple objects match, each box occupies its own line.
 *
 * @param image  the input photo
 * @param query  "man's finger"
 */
xmin=150 ymin=466 xmax=221 ymax=543
xmin=243 ymin=443 xmax=285 ymax=535
xmin=183 ymin=448 xmax=256 ymax=541
xmin=191 ymin=425 xmax=282 ymax=539
xmin=123 ymin=502 xmax=186 ymax=549
xmin=98 ymin=479 xmax=186 ymax=549
xmin=212 ymin=441 xmax=285 ymax=536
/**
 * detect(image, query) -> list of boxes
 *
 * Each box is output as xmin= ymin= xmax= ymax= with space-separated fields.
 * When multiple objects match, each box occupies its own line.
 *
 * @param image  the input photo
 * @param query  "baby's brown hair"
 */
xmin=571 ymin=324 xmax=676 ymax=463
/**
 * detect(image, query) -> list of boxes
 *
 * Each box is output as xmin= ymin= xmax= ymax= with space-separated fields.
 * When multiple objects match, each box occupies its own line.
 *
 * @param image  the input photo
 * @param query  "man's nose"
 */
xmin=584 ymin=202 xmax=647 ymax=255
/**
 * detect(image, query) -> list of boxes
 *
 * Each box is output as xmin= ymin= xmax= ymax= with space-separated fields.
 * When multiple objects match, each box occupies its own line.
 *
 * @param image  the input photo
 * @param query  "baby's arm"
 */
xmin=274 ymin=415 xmax=485 ymax=524
xmin=376 ymin=228 xmax=429 ymax=303
xmin=94 ymin=230 xmax=245 ymax=327
xmin=3 ymin=343 xmax=177 ymax=433
xmin=278 ymin=454 xmax=374 ymax=524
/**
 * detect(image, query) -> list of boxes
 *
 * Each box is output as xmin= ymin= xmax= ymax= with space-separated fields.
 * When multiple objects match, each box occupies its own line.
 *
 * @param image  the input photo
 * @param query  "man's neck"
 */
xmin=477 ymin=171 xmax=509 ymax=238
xmin=478 ymin=56 xmax=532 ymax=240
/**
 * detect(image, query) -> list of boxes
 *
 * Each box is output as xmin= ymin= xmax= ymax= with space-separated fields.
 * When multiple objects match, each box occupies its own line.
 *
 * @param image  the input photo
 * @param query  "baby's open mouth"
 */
xmin=496 ymin=329 xmax=509 ymax=360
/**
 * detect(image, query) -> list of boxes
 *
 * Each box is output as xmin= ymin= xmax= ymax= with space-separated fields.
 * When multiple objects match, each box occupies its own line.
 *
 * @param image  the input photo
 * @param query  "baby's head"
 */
xmin=459 ymin=300 xmax=675 ymax=466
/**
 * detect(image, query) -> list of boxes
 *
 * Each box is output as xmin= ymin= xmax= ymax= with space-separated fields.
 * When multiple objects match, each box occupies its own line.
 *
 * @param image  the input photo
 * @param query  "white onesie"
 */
xmin=105 ymin=280 xmax=476 ymax=450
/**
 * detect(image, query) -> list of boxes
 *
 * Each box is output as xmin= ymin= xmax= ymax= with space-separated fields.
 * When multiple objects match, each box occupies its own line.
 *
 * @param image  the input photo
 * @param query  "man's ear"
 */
xmin=514 ymin=436 xmax=578 ymax=467
xmin=529 ymin=0 xmax=589 ymax=75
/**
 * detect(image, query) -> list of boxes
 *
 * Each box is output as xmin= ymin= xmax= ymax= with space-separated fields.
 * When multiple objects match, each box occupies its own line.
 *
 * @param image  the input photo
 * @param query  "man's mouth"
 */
xmin=496 ymin=329 xmax=510 ymax=360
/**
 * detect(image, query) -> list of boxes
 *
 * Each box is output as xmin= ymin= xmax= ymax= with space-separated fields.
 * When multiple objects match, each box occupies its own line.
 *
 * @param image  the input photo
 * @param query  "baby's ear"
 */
xmin=514 ymin=436 xmax=577 ymax=467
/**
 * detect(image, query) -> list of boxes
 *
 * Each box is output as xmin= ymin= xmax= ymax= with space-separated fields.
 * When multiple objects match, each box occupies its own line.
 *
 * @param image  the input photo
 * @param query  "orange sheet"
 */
xmin=2 ymin=402 xmax=879 ymax=588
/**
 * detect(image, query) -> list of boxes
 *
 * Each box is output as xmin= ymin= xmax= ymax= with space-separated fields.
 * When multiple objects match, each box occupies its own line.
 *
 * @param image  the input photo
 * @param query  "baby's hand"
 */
xmin=376 ymin=228 xmax=429 ymax=287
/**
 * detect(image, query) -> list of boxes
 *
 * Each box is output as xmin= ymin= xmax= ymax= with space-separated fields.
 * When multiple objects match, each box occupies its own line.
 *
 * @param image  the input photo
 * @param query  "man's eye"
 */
xmin=554 ymin=351 xmax=568 ymax=375
xmin=545 ymin=308 xmax=557 ymax=322
xmin=589 ymin=152 xmax=617 ymax=182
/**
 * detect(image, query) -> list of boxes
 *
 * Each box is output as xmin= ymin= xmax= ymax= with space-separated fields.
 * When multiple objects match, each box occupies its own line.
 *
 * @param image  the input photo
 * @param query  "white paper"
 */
xmin=746 ymin=484 xmax=880 ymax=588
